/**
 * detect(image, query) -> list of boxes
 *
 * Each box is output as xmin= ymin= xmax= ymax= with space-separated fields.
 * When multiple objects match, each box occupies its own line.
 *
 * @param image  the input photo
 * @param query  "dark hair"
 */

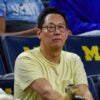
xmin=37 ymin=7 xmax=68 ymax=29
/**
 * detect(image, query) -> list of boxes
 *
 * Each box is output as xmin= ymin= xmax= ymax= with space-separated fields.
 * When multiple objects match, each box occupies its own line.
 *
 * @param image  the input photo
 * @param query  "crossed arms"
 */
xmin=30 ymin=78 xmax=93 ymax=100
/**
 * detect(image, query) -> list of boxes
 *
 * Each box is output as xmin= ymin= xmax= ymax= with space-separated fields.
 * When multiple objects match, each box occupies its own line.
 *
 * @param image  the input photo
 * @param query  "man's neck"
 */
xmin=40 ymin=46 xmax=62 ymax=64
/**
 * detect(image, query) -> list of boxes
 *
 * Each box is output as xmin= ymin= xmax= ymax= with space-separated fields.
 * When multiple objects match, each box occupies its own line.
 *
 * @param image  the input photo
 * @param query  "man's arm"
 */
xmin=0 ymin=17 xmax=6 ymax=34
xmin=3 ymin=27 xmax=37 ymax=36
xmin=75 ymin=84 xmax=93 ymax=100
xmin=0 ymin=17 xmax=37 ymax=36
xmin=30 ymin=78 xmax=63 ymax=100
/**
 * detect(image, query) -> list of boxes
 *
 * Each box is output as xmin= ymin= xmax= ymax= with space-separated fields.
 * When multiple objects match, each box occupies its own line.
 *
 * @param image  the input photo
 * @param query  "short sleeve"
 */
xmin=0 ymin=0 xmax=6 ymax=17
xmin=14 ymin=54 xmax=45 ymax=91
xmin=72 ymin=55 xmax=88 ymax=86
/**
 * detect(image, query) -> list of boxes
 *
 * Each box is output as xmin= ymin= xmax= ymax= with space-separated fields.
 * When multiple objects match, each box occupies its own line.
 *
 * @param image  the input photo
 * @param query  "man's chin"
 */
xmin=52 ymin=45 xmax=63 ymax=50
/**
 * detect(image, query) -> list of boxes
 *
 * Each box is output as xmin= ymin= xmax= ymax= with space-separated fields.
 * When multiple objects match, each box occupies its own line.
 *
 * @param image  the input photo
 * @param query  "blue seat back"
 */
xmin=90 ymin=74 xmax=100 ymax=100
xmin=0 ymin=37 xmax=6 ymax=75
xmin=1 ymin=36 xmax=40 ymax=73
xmin=0 ymin=73 xmax=14 ymax=94
xmin=65 ymin=36 xmax=100 ymax=76
xmin=0 ymin=55 xmax=6 ymax=75
xmin=88 ymin=76 xmax=98 ymax=100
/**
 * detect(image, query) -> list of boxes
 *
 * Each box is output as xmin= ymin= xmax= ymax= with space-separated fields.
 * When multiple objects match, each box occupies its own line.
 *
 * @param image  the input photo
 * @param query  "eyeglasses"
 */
xmin=42 ymin=23 xmax=67 ymax=32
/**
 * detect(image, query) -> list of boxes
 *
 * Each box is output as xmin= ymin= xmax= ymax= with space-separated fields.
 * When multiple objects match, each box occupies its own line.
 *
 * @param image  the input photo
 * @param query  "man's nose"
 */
xmin=55 ymin=27 xmax=60 ymax=33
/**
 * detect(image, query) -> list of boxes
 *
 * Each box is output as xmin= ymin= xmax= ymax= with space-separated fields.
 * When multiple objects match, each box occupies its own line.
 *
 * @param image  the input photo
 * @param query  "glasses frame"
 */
xmin=42 ymin=23 xmax=67 ymax=33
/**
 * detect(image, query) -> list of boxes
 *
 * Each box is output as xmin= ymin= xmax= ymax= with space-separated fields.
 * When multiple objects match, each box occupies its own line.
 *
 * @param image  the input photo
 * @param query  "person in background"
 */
xmin=0 ymin=0 xmax=44 ymax=36
xmin=0 ymin=94 xmax=18 ymax=100
xmin=14 ymin=7 xmax=93 ymax=100
xmin=50 ymin=0 xmax=100 ymax=35
xmin=0 ymin=88 xmax=18 ymax=100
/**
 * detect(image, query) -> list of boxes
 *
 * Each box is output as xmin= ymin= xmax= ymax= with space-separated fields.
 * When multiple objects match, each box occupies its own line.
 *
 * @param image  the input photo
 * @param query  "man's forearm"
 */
xmin=30 ymin=78 xmax=63 ymax=100
xmin=42 ymin=88 xmax=63 ymax=100
xmin=74 ymin=85 xmax=93 ymax=100
xmin=83 ymin=90 xmax=93 ymax=100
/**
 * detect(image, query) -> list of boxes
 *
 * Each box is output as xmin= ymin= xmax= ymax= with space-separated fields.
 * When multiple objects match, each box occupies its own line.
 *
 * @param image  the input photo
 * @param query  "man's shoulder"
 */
xmin=62 ymin=50 xmax=80 ymax=59
xmin=16 ymin=47 xmax=40 ymax=59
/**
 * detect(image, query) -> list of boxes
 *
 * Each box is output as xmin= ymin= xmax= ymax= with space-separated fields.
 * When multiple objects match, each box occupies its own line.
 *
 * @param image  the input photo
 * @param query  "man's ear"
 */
xmin=37 ymin=28 xmax=41 ymax=39
xmin=68 ymin=29 xmax=72 ymax=36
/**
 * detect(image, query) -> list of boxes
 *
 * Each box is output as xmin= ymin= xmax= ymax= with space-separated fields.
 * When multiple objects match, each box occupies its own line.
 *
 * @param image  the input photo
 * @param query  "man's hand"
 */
xmin=63 ymin=84 xmax=93 ymax=100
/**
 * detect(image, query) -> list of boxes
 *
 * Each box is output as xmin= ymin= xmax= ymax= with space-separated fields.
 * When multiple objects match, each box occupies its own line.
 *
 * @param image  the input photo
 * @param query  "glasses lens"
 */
xmin=58 ymin=25 xmax=66 ymax=32
xmin=47 ymin=24 xmax=56 ymax=32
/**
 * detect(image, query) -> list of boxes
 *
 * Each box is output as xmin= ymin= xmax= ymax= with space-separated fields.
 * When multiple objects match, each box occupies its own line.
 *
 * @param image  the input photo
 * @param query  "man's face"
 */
xmin=38 ymin=14 xmax=70 ymax=49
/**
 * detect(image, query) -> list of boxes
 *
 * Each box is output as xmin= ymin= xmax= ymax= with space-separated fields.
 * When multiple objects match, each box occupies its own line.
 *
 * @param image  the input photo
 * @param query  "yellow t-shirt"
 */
xmin=14 ymin=47 xmax=87 ymax=100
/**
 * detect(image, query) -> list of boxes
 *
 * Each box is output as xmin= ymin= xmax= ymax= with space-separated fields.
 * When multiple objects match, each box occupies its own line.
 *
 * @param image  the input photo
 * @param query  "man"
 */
xmin=14 ymin=7 xmax=93 ymax=100
xmin=50 ymin=0 xmax=100 ymax=35
xmin=0 ymin=0 xmax=44 ymax=36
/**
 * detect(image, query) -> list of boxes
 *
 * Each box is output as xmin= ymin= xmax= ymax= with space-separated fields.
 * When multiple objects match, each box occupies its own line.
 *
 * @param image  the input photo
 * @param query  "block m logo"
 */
xmin=82 ymin=46 xmax=100 ymax=61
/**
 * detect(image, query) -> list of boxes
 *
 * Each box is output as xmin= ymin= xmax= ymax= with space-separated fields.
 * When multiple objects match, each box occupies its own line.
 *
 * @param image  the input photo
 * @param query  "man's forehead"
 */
xmin=44 ymin=14 xmax=65 ymax=24
xmin=45 ymin=13 xmax=63 ymax=19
